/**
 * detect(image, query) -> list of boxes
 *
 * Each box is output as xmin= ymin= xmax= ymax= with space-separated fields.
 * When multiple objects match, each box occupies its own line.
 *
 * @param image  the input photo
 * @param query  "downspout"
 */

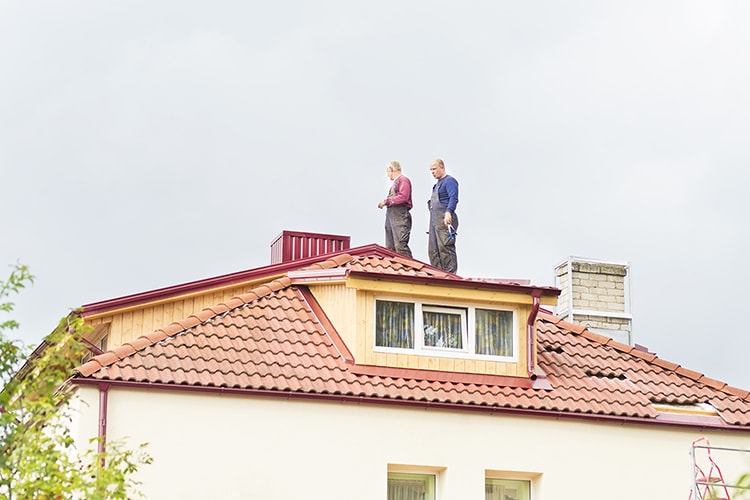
xmin=98 ymin=383 xmax=110 ymax=467
xmin=527 ymin=290 xmax=542 ymax=378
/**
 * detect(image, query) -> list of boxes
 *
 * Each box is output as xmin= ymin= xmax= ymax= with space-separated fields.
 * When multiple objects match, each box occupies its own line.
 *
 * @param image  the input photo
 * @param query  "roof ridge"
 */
xmin=537 ymin=312 xmax=750 ymax=403
xmin=389 ymin=255 xmax=454 ymax=277
xmin=298 ymin=253 xmax=353 ymax=271
xmin=351 ymin=253 xmax=456 ymax=280
xmin=75 ymin=275 xmax=294 ymax=377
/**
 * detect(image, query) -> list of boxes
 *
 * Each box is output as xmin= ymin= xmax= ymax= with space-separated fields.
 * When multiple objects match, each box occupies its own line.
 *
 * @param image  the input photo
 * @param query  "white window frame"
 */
xmin=374 ymin=297 xmax=518 ymax=361
xmin=387 ymin=471 xmax=436 ymax=500
xmin=485 ymin=471 xmax=537 ymax=500
xmin=421 ymin=304 xmax=468 ymax=353
xmin=387 ymin=464 xmax=444 ymax=500
xmin=485 ymin=477 xmax=531 ymax=500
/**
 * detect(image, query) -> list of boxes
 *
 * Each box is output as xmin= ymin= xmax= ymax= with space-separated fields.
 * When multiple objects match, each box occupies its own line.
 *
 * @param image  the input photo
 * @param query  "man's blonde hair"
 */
xmin=387 ymin=160 xmax=402 ymax=171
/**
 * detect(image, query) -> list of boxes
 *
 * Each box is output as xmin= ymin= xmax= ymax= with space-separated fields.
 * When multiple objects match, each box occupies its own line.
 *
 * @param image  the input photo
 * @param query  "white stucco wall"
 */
xmin=72 ymin=385 xmax=750 ymax=500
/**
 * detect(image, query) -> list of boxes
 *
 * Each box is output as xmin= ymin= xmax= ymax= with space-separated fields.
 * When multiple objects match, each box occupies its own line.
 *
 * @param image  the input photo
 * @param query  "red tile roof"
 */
xmin=74 ymin=253 xmax=750 ymax=429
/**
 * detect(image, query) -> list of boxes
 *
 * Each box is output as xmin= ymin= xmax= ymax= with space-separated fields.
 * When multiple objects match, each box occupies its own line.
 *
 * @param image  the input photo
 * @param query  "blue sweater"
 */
xmin=433 ymin=175 xmax=459 ymax=212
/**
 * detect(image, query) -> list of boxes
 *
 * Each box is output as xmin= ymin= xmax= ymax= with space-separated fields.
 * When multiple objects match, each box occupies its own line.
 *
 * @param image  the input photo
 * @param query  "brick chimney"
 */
xmin=270 ymin=230 xmax=351 ymax=264
xmin=554 ymin=257 xmax=633 ymax=345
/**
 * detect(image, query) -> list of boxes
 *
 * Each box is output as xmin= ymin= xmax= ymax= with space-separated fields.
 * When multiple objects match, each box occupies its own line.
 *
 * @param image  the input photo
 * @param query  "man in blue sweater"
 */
xmin=427 ymin=158 xmax=459 ymax=273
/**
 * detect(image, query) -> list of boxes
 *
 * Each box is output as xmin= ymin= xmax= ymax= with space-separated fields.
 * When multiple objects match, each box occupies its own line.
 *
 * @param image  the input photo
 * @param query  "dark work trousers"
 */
xmin=427 ymin=191 xmax=458 ymax=273
xmin=385 ymin=205 xmax=413 ymax=258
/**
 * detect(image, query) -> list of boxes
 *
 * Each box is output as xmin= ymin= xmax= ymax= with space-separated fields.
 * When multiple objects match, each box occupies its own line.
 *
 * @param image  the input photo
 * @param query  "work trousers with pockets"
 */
xmin=427 ymin=198 xmax=458 ymax=274
xmin=385 ymin=205 xmax=412 ymax=258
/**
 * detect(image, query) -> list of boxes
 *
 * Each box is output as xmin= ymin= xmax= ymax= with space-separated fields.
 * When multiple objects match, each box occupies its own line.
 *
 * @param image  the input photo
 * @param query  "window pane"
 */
xmin=475 ymin=309 xmax=513 ymax=356
xmin=423 ymin=308 xmax=464 ymax=349
xmin=388 ymin=473 xmax=435 ymax=500
xmin=485 ymin=478 xmax=530 ymax=500
xmin=376 ymin=301 xmax=415 ymax=349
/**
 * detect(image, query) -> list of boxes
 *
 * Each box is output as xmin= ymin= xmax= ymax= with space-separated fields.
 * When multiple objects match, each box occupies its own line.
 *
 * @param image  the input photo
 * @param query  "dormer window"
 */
xmin=423 ymin=305 xmax=465 ymax=350
xmin=375 ymin=298 xmax=516 ymax=360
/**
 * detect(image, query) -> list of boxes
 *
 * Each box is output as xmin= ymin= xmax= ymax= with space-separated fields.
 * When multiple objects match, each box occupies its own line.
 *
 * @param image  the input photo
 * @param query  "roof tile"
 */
xmin=128 ymin=337 xmax=152 ymax=352
xmin=675 ymin=366 xmax=704 ymax=381
xmin=651 ymin=358 xmax=680 ymax=371
xmin=77 ymin=359 xmax=103 ymax=377
xmin=73 ymin=253 xmax=750 ymax=428
xmin=111 ymin=344 xmax=136 ymax=360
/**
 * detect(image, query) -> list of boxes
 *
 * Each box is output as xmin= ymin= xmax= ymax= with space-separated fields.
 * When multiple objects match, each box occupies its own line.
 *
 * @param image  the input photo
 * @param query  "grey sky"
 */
xmin=2 ymin=2 xmax=748 ymax=389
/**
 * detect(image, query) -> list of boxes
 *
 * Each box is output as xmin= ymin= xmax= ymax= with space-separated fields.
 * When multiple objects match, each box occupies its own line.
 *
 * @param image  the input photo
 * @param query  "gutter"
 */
xmin=527 ymin=289 xmax=542 ymax=378
xmin=70 ymin=378 xmax=749 ymax=432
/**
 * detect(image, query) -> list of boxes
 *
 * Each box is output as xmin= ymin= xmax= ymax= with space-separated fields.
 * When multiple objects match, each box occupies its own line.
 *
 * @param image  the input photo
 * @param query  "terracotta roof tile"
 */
xmin=96 ymin=351 xmax=119 ymax=367
xmin=300 ymin=254 xmax=354 ymax=271
xmin=128 ymin=337 xmax=152 ymax=351
xmin=629 ymin=349 xmax=657 ymax=363
xmin=73 ymin=255 xmax=750 ymax=429
xmin=77 ymin=359 xmax=103 ymax=377
xmin=651 ymin=357 xmax=680 ymax=371
xmin=111 ymin=344 xmax=135 ymax=360
xmin=675 ymin=366 xmax=704 ymax=381
xmin=344 ymin=255 xmax=452 ymax=279
xmin=725 ymin=386 xmax=750 ymax=400
xmin=698 ymin=376 xmax=728 ymax=392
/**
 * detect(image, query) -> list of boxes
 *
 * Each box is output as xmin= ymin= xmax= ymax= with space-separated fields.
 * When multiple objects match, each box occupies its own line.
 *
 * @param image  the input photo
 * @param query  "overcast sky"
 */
xmin=2 ymin=1 xmax=749 ymax=389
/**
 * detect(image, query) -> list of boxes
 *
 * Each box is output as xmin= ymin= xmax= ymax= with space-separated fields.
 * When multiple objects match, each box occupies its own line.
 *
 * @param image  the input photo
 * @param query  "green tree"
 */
xmin=0 ymin=264 xmax=151 ymax=499
xmin=735 ymin=473 xmax=750 ymax=499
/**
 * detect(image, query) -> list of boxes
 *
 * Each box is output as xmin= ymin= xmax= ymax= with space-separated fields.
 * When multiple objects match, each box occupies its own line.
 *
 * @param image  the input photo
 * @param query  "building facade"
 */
xmin=67 ymin=232 xmax=750 ymax=499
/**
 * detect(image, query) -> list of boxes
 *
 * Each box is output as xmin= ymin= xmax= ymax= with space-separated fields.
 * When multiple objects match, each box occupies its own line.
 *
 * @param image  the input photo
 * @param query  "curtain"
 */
xmin=485 ymin=479 xmax=529 ymax=500
xmin=376 ymin=301 xmax=415 ymax=348
xmin=485 ymin=482 xmax=502 ymax=500
xmin=388 ymin=478 xmax=427 ymax=500
xmin=475 ymin=309 xmax=513 ymax=356
xmin=423 ymin=310 xmax=463 ymax=349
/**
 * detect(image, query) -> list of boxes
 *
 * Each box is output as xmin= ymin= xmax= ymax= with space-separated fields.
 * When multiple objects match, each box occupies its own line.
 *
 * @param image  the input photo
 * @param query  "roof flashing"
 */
xmin=288 ymin=267 xmax=348 ymax=283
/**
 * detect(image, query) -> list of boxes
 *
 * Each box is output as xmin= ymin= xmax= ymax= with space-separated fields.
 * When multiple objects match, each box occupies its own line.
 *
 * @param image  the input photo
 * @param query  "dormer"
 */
xmin=288 ymin=250 xmax=560 ymax=380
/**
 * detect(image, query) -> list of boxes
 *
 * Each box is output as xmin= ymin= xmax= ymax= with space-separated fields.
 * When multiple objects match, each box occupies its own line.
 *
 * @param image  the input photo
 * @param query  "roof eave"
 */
xmin=69 ymin=378 xmax=750 ymax=432
xmin=345 ymin=270 xmax=561 ymax=297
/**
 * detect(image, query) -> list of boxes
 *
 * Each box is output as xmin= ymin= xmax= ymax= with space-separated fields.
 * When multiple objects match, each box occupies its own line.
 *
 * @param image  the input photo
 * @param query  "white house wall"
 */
xmin=73 ymin=385 xmax=750 ymax=500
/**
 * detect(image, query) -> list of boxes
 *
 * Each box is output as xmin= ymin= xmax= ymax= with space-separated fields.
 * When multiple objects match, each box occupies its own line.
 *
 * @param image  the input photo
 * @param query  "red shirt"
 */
xmin=386 ymin=175 xmax=413 ymax=210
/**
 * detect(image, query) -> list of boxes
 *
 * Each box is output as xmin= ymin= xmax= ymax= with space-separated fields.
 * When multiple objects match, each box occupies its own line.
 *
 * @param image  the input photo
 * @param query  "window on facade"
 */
xmin=375 ymin=299 xmax=515 ymax=359
xmin=485 ymin=478 xmax=530 ymax=500
xmin=388 ymin=472 xmax=435 ymax=500
xmin=376 ymin=300 xmax=415 ymax=349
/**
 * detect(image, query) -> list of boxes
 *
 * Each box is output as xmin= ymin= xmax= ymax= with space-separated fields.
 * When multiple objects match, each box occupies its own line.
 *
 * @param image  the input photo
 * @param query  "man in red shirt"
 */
xmin=378 ymin=161 xmax=413 ymax=257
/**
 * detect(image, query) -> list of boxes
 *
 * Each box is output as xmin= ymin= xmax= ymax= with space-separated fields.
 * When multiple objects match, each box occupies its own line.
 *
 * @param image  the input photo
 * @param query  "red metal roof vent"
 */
xmin=270 ymin=230 xmax=351 ymax=264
